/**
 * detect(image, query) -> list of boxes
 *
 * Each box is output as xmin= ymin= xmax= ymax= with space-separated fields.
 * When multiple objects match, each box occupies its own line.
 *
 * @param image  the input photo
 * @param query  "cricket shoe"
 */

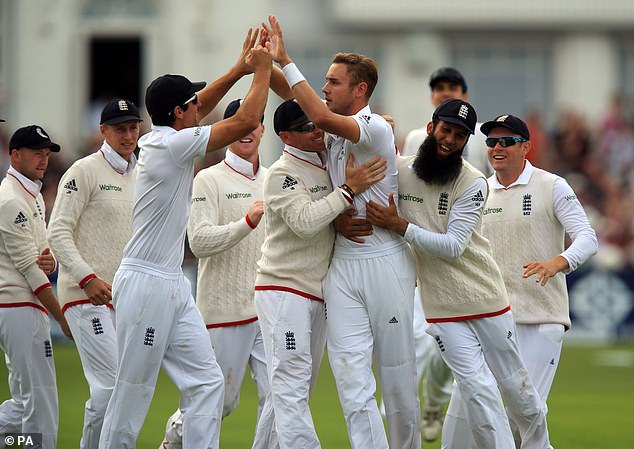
xmin=421 ymin=407 xmax=444 ymax=442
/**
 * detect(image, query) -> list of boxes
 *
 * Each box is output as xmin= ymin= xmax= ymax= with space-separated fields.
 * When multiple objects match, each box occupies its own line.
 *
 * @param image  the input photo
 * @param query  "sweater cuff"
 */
xmin=79 ymin=273 xmax=97 ymax=288
xmin=24 ymin=264 xmax=52 ymax=293
xmin=245 ymin=214 xmax=257 ymax=229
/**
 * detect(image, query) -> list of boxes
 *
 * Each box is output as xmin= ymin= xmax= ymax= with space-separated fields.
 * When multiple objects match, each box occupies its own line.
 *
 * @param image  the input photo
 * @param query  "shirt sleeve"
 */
xmin=47 ymin=163 xmax=96 ymax=285
xmin=167 ymin=125 xmax=211 ymax=167
xmin=187 ymin=172 xmax=253 ymax=258
xmin=404 ymin=178 xmax=488 ymax=260
xmin=0 ymin=200 xmax=50 ymax=292
xmin=552 ymin=177 xmax=598 ymax=272
xmin=355 ymin=114 xmax=396 ymax=158
xmin=266 ymin=168 xmax=349 ymax=239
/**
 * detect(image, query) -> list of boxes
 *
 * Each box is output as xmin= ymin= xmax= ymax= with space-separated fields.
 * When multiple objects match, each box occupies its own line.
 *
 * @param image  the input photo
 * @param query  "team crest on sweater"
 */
xmin=522 ymin=194 xmax=532 ymax=216
xmin=281 ymin=176 xmax=298 ymax=190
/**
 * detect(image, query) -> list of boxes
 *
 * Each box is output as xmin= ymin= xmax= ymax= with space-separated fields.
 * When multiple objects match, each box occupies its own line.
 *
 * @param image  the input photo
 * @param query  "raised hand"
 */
xmin=262 ymin=15 xmax=292 ymax=66
xmin=236 ymin=27 xmax=261 ymax=75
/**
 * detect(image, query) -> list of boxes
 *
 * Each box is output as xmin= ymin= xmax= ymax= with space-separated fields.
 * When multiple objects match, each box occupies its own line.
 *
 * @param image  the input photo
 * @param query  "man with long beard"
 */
xmin=366 ymin=98 xmax=551 ymax=449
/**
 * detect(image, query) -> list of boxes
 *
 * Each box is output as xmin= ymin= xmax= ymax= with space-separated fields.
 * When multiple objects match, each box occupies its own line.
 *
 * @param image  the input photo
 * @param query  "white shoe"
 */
xmin=421 ymin=407 xmax=444 ymax=442
xmin=159 ymin=409 xmax=183 ymax=449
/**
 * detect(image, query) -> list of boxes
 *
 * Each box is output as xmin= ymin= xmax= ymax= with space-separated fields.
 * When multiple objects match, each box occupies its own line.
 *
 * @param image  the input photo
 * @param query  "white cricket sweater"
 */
xmin=188 ymin=152 xmax=266 ymax=327
xmin=397 ymin=156 xmax=509 ymax=321
xmin=0 ymin=167 xmax=51 ymax=313
xmin=48 ymin=147 xmax=136 ymax=310
xmin=256 ymin=146 xmax=350 ymax=300
xmin=483 ymin=166 xmax=577 ymax=328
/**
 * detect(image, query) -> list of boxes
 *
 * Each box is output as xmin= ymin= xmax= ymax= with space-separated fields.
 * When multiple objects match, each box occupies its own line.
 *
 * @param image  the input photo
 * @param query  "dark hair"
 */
xmin=151 ymin=102 xmax=192 ymax=126
xmin=332 ymin=53 xmax=378 ymax=99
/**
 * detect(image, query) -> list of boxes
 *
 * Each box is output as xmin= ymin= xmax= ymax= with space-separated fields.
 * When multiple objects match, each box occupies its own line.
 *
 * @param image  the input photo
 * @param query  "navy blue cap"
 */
xmin=9 ymin=125 xmax=60 ymax=152
xmin=145 ymin=74 xmax=206 ymax=119
xmin=432 ymin=99 xmax=477 ymax=135
xmin=429 ymin=67 xmax=468 ymax=93
xmin=224 ymin=98 xmax=264 ymax=123
xmin=274 ymin=100 xmax=308 ymax=135
xmin=480 ymin=114 xmax=530 ymax=140
xmin=100 ymin=99 xmax=142 ymax=125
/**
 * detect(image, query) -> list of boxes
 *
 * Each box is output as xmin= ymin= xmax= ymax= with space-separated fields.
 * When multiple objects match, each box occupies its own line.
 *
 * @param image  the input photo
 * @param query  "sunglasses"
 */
xmin=485 ymin=136 xmax=527 ymax=148
xmin=183 ymin=93 xmax=198 ymax=106
xmin=288 ymin=122 xmax=316 ymax=133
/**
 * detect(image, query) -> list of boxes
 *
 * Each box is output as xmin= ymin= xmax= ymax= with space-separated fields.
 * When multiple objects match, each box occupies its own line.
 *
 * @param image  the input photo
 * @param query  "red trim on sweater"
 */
xmin=62 ymin=299 xmax=114 ymax=314
xmin=206 ymin=316 xmax=258 ymax=329
xmin=255 ymin=285 xmax=323 ymax=302
xmin=0 ymin=302 xmax=48 ymax=315
xmin=426 ymin=306 xmax=511 ymax=323
xmin=33 ymin=282 xmax=52 ymax=295
xmin=245 ymin=213 xmax=256 ymax=229
xmin=223 ymin=160 xmax=257 ymax=180
xmin=7 ymin=173 xmax=36 ymax=198
xmin=78 ymin=274 xmax=97 ymax=288
xmin=282 ymin=150 xmax=326 ymax=170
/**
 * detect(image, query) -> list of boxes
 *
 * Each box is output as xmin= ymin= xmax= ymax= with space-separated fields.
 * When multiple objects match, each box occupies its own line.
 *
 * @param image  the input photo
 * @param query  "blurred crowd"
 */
xmin=2 ymin=93 xmax=634 ymax=271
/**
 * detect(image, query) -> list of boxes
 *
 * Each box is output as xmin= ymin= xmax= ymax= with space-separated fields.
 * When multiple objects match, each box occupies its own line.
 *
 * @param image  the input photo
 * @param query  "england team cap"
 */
xmin=223 ymin=98 xmax=264 ymax=123
xmin=145 ymin=74 xmax=206 ymax=119
xmin=432 ymin=98 xmax=477 ymax=135
xmin=480 ymin=114 xmax=530 ymax=140
xmin=429 ymin=67 xmax=468 ymax=93
xmin=274 ymin=99 xmax=308 ymax=135
xmin=9 ymin=125 xmax=61 ymax=152
xmin=100 ymin=99 xmax=142 ymax=125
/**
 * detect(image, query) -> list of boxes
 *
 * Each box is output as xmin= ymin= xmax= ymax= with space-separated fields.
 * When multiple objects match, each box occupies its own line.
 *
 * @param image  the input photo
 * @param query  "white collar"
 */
xmin=283 ymin=145 xmax=326 ymax=169
xmin=7 ymin=165 xmax=42 ymax=197
xmin=100 ymin=141 xmax=137 ymax=175
xmin=491 ymin=160 xmax=534 ymax=189
xmin=224 ymin=149 xmax=258 ymax=180
xmin=355 ymin=104 xmax=372 ymax=116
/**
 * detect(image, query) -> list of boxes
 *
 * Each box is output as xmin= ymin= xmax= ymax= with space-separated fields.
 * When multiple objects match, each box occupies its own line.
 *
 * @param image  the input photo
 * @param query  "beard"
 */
xmin=412 ymin=134 xmax=464 ymax=185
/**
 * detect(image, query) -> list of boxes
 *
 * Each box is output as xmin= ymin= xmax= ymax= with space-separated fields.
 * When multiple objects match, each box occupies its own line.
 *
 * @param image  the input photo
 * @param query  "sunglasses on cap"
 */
xmin=288 ymin=122 xmax=316 ymax=133
xmin=485 ymin=136 xmax=527 ymax=148
xmin=183 ymin=93 xmax=198 ymax=106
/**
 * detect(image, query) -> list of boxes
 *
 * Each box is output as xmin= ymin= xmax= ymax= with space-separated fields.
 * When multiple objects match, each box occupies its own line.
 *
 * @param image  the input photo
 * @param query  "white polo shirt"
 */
xmin=123 ymin=124 xmax=210 ymax=271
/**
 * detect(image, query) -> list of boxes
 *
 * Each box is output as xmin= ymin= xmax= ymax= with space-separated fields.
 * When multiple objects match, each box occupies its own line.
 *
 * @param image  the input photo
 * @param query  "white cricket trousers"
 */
xmin=65 ymin=304 xmax=117 ymax=449
xmin=252 ymin=290 xmax=326 ymax=449
xmin=427 ymin=311 xmax=550 ymax=449
xmin=324 ymin=241 xmax=419 ymax=449
xmin=412 ymin=287 xmax=453 ymax=411
xmin=98 ymin=260 xmax=224 ymax=449
xmin=0 ymin=307 xmax=58 ymax=449
xmin=162 ymin=321 xmax=270 ymax=447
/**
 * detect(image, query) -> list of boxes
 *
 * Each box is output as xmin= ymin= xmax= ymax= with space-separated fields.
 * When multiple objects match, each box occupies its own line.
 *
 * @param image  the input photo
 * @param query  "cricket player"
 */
xmin=401 ymin=67 xmax=489 ymax=442
xmin=48 ymin=99 xmax=141 ymax=449
xmin=0 ymin=125 xmax=72 ymax=449
xmin=263 ymin=16 xmax=420 ymax=449
xmin=366 ymin=99 xmax=551 ymax=449
xmin=252 ymin=99 xmax=386 ymax=449
xmin=98 ymin=29 xmax=273 ymax=449
xmin=158 ymin=98 xmax=271 ymax=449
xmin=442 ymin=113 xmax=597 ymax=448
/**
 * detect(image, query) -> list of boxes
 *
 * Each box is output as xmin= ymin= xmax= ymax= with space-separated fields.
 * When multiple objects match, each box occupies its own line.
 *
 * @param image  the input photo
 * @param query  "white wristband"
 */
xmin=282 ymin=63 xmax=306 ymax=88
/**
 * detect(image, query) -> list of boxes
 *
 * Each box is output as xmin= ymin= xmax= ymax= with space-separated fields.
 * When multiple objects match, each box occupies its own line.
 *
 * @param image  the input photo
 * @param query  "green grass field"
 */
xmin=1 ymin=342 xmax=633 ymax=448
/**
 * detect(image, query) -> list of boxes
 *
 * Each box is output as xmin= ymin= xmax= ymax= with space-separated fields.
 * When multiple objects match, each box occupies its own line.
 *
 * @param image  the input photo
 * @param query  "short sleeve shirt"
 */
xmin=123 ymin=125 xmax=210 ymax=271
